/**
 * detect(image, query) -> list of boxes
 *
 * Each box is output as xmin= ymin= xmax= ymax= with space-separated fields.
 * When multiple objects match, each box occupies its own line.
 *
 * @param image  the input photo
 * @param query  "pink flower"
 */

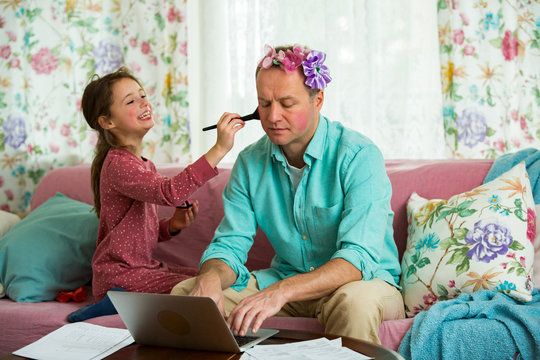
xmin=502 ymin=262 xmax=508 ymax=269
xmin=0 ymin=45 xmax=11 ymax=59
xmin=67 ymin=139 xmax=77 ymax=148
xmin=502 ymin=30 xmax=518 ymax=61
xmin=179 ymin=41 xmax=188 ymax=56
xmin=60 ymin=124 xmax=71 ymax=137
xmin=129 ymin=62 xmax=141 ymax=72
xmin=448 ymin=280 xmax=455 ymax=288
xmin=520 ymin=116 xmax=527 ymax=130
xmin=6 ymin=30 xmax=16 ymax=41
xmin=423 ymin=293 xmax=437 ymax=306
xmin=277 ymin=49 xmax=304 ymax=73
xmin=27 ymin=144 xmax=34 ymax=154
xmin=0 ymin=16 xmax=4 ymax=28
xmin=9 ymin=58 xmax=20 ymax=68
xmin=453 ymin=29 xmax=465 ymax=45
xmin=463 ymin=45 xmax=475 ymax=56
xmin=49 ymin=119 xmax=56 ymax=129
xmin=259 ymin=44 xmax=277 ymax=69
xmin=506 ymin=252 xmax=516 ymax=259
xmin=493 ymin=139 xmax=505 ymax=152
xmin=527 ymin=208 xmax=536 ymax=243
xmin=49 ymin=143 xmax=59 ymax=153
xmin=0 ymin=204 xmax=9 ymax=212
xmin=511 ymin=138 xmax=521 ymax=148
xmin=5 ymin=189 xmax=14 ymax=201
xmin=459 ymin=13 xmax=469 ymax=26
xmin=0 ymin=175 xmax=4 ymax=187
xmin=167 ymin=7 xmax=184 ymax=23
xmin=141 ymin=41 xmax=151 ymax=55
xmin=149 ymin=56 xmax=158 ymax=66
xmin=519 ymin=256 xmax=526 ymax=267
xmin=511 ymin=110 xmax=519 ymax=121
xmin=129 ymin=37 xmax=137 ymax=48
xmin=30 ymin=48 xmax=59 ymax=75
xmin=76 ymin=98 xmax=82 ymax=112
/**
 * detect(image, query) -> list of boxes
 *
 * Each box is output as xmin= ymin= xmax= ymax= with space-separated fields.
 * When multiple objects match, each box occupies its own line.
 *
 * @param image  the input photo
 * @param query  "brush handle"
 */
xmin=202 ymin=109 xmax=259 ymax=131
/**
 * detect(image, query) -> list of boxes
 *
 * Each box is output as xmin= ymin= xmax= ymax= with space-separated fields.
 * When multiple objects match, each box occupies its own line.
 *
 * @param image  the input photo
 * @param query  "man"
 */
xmin=171 ymin=44 xmax=404 ymax=343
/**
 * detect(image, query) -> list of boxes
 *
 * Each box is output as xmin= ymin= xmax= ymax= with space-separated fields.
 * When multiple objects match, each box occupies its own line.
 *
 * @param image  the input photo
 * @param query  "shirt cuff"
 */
xmin=200 ymin=250 xmax=251 ymax=291
xmin=331 ymin=248 xmax=376 ymax=281
xmin=190 ymin=155 xmax=219 ymax=184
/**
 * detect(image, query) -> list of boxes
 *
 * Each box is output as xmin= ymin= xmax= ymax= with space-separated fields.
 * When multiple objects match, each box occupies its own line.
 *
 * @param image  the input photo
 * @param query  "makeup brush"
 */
xmin=202 ymin=108 xmax=259 ymax=131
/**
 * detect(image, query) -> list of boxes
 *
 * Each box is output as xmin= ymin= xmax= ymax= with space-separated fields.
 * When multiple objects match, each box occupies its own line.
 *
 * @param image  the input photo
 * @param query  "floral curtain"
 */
xmin=438 ymin=0 xmax=540 ymax=158
xmin=0 ymin=0 xmax=190 ymax=214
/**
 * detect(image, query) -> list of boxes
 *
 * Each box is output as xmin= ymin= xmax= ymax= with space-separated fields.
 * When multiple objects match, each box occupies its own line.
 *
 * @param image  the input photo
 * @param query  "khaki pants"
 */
xmin=171 ymin=275 xmax=404 ymax=344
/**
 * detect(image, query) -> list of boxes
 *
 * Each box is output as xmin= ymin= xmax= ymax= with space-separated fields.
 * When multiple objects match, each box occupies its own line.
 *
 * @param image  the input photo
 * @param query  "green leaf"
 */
xmin=417 ymin=257 xmax=431 ymax=268
xmin=458 ymin=209 xmax=477 ymax=217
xmin=441 ymin=44 xmax=453 ymax=54
xmin=155 ymin=13 xmax=165 ymax=31
xmin=509 ymin=240 xmax=525 ymax=251
xmin=516 ymin=268 xmax=526 ymax=276
xmin=437 ymin=208 xmax=458 ymax=222
xmin=437 ymin=284 xmax=449 ymax=296
xmin=406 ymin=265 xmax=417 ymax=278
xmin=514 ymin=209 xmax=526 ymax=222
xmin=514 ymin=198 xmax=523 ymax=208
xmin=489 ymin=37 xmax=503 ymax=49
xmin=487 ymin=86 xmax=496 ymax=107
xmin=411 ymin=252 xmax=420 ymax=264
xmin=486 ymin=127 xmax=496 ymax=136
xmin=447 ymin=247 xmax=468 ymax=265
xmin=455 ymin=258 xmax=470 ymax=276
xmin=457 ymin=200 xmax=474 ymax=211
xmin=437 ymin=0 xmax=448 ymax=10
xmin=440 ymin=237 xmax=460 ymax=250
xmin=453 ymin=228 xmax=469 ymax=240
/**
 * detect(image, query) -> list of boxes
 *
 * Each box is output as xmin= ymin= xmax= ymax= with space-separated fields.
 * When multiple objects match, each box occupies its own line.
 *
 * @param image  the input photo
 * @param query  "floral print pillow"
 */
xmin=400 ymin=162 xmax=535 ymax=317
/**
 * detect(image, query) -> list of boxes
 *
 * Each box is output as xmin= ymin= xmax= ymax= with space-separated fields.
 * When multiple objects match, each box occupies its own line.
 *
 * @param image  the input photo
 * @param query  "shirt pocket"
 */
xmin=308 ymin=202 xmax=343 ymax=245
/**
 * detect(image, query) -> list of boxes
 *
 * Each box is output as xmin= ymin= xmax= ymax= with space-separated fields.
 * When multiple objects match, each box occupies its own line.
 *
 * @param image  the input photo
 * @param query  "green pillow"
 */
xmin=0 ymin=192 xmax=98 ymax=302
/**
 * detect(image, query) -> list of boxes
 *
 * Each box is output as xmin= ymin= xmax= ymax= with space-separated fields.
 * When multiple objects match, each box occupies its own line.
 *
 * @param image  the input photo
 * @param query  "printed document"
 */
xmin=13 ymin=322 xmax=134 ymax=360
xmin=240 ymin=337 xmax=373 ymax=360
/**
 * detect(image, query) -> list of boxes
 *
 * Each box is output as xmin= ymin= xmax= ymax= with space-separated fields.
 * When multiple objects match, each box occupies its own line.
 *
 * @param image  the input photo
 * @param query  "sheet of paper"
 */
xmin=13 ymin=322 xmax=134 ymax=360
xmin=240 ymin=337 xmax=373 ymax=360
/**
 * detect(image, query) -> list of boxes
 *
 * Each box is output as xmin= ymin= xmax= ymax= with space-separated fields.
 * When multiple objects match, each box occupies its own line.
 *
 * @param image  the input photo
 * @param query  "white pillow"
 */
xmin=400 ymin=163 xmax=536 ymax=317
xmin=0 ymin=209 xmax=21 ymax=238
xmin=534 ymin=204 xmax=540 ymax=289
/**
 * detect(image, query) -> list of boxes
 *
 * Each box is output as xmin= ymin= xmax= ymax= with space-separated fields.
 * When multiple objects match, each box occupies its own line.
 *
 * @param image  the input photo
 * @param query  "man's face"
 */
xmin=256 ymin=67 xmax=323 ymax=155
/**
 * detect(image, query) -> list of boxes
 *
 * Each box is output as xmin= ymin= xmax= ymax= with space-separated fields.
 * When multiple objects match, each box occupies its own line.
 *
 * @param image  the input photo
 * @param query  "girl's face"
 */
xmin=100 ymin=77 xmax=153 ymax=146
xmin=256 ymin=67 xmax=323 ymax=157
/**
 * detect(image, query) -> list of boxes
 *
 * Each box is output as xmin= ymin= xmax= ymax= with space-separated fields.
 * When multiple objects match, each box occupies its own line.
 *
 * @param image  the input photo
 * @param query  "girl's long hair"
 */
xmin=81 ymin=66 xmax=142 ymax=217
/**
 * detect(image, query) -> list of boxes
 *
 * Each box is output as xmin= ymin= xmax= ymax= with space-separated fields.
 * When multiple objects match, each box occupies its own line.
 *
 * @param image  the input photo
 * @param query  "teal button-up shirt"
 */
xmin=201 ymin=115 xmax=401 ymax=291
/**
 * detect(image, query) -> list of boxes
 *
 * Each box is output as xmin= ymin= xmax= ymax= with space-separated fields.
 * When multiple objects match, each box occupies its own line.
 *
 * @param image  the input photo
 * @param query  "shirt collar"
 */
xmin=270 ymin=114 xmax=327 ymax=166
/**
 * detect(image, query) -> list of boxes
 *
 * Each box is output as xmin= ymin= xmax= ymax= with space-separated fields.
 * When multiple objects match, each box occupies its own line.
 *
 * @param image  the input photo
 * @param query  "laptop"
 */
xmin=107 ymin=290 xmax=279 ymax=353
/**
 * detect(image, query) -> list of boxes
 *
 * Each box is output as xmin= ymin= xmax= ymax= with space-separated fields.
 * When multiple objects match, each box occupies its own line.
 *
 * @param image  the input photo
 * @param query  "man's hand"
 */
xmin=188 ymin=272 xmax=227 ymax=315
xmin=227 ymin=285 xmax=288 ymax=336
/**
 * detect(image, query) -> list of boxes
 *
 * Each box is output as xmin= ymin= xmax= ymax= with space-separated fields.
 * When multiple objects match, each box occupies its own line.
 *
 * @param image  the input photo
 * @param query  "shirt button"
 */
xmin=302 ymin=235 xmax=307 ymax=240
xmin=309 ymin=266 xmax=315 ymax=271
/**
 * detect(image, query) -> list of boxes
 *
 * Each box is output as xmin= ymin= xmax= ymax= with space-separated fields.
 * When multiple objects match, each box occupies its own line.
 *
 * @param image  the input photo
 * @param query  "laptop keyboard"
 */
xmin=234 ymin=335 xmax=260 ymax=347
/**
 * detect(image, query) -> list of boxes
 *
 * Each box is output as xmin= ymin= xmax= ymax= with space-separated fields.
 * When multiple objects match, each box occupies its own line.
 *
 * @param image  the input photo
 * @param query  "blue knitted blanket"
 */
xmin=484 ymin=148 xmax=540 ymax=204
xmin=398 ymin=289 xmax=540 ymax=360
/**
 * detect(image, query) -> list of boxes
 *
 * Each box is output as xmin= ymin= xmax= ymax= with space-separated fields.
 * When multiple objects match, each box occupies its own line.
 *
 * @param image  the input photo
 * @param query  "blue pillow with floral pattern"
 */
xmin=400 ymin=162 xmax=535 ymax=317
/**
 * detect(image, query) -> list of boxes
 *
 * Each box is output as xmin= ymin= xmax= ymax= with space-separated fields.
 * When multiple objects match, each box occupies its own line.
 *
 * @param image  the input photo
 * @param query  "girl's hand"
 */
xmin=169 ymin=200 xmax=199 ymax=234
xmin=205 ymin=112 xmax=245 ymax=168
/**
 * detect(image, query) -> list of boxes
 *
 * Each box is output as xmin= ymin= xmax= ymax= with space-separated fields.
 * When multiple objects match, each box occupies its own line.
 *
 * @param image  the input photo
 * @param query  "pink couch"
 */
xmin=0 ymin=158 xmax=495 ymax=354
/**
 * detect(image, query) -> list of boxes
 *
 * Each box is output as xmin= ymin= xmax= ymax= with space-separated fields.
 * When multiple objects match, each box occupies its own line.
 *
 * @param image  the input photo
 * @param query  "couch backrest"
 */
xmin=31 ymin=159 xmax=494 ymax=271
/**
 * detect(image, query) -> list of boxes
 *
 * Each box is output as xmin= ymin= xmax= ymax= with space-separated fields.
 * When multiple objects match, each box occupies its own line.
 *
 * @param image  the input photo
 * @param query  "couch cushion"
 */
xmin=0 ymin=193 xmax=98 ymax=302
xmin=400 ymin=163 xmax=535 ymax=317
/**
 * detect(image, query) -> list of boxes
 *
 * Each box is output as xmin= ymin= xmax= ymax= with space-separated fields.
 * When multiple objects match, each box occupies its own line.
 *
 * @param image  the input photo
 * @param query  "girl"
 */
xmin=69 ymin=67 xmax=244 ymax=321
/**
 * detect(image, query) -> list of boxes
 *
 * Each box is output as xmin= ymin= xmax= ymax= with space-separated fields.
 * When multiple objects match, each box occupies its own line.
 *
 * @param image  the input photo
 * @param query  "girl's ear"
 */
xmin=98 ymin=115 xmax=115 ymax=130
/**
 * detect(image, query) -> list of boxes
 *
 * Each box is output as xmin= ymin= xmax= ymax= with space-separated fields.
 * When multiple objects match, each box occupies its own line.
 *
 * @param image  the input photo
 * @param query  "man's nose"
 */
xmin=268 ymin=104 xmax=281 ymax=122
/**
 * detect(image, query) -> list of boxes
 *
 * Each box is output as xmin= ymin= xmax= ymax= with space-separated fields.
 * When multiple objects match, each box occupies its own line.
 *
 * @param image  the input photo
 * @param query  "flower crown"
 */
xmin=258 ymin=44 xmax=332 ymax=90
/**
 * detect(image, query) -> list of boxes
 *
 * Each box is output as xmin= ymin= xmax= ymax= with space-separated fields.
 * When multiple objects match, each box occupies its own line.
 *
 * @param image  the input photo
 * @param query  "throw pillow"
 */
xmin=400 ymin=162 xmax=535 ymax=317
xmin=0 ymin=209 xmax=21 ymax=238
xmin=0 ymin=209 xmax=20 ymax=298
xmin=534 ymin=204 xmax=540 ymax=288
xmin=0 ymin=192 xmax=98 ymax=302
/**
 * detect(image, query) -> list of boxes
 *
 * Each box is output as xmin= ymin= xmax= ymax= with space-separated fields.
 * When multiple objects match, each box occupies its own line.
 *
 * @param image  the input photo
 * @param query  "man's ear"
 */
xmin=314 ymin=90 xmax=324 ymax=111
xmin=98 ymin=115 xmax=115 ymax=130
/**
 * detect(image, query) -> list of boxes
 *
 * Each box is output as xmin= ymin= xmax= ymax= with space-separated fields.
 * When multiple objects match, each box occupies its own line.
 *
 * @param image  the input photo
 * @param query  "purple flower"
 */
xmin=302 ymin=50 xmax=332 ymax=90
xmin=456 ymin=108 xmax=488 ymax=148
xmin=465 ymin=219 xmax=513 ymax=263
xmin=93 ymin=40 xmax=124 ymax=74
xmin=3 ymin=114 xmax=26 ymax=149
